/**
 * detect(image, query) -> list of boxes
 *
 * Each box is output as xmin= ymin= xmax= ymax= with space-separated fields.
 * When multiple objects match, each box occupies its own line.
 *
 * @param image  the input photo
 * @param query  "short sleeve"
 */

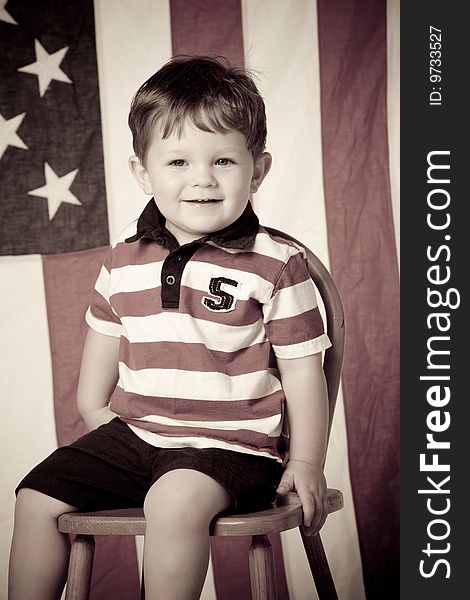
xmin=263 ymin=251 xmax=331 ymax=359
xmin=85 ymin=245 xmax=122 ymax=337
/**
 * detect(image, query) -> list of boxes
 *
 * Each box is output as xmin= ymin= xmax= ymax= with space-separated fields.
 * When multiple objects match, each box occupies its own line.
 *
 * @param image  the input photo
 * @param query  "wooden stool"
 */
xmin=59 ymin=488 xmax=343 ymax=600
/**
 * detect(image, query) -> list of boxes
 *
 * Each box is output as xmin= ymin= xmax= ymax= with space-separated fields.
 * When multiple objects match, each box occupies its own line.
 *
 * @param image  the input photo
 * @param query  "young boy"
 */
xmin=9 ymin=56 xmax=331 ymax=600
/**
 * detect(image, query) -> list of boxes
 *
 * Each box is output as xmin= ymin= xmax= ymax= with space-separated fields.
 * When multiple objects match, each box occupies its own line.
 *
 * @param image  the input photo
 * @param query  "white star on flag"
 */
xmin=28 ymin=163 xmax=82 ymax=220
xmin=0 ymin=0 xmax=17 ymax=24
xmin=18 ymin=39 xmax=72 ymax=97
xmin=0 ymin=112 xmax=28 ymax=160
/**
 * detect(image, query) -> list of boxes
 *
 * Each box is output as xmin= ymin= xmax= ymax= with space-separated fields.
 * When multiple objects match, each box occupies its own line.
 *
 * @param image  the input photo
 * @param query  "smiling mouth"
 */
xmin=184 ymin=198 xmax=223 ymax=203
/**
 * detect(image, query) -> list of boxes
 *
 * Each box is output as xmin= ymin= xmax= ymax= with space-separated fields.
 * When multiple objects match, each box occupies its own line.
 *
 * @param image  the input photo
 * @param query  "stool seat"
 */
xmin=58 ymin=488 xmax=343 ymax=537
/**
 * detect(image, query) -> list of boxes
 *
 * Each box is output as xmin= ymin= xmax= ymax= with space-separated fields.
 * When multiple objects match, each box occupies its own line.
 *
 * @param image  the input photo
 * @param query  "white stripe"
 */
xmin=242 ymin=1 xmax=365 ymax=599
xmin=110 ymin=261 xmax=163 ymax=294
xmin=119 ymin=364 xmax=282 ymax=401
xmin=263 ymin=279 xmax=318 ymax=323
xmin=86 ymin=306 xmax=121 ymax=337
xmin=242 ymin=0 xmax=330 ymax=267
xmin=272 ymin=333 xmax=331 ymax=359
xmin=120 ymin=312 xmax=266 ymax=350
xmin=109 ymin=258 xmax=274 ymax=301
xmin=0 ymin=256 xmax=58 ymax=600
xmin=127 ymin=424 xmax=281 ymax=461
xmin=133 ymin=413 xmax=282 ymax=435
xmin=94 ymin=2 xmax=181 ymax=596
xmin=278 ymin=380 xmax=367 ymax=594
xmin=93 ymin=0 xmax=172 ymax=240
xmin=322 ymin=388 xmax=367 ymax=599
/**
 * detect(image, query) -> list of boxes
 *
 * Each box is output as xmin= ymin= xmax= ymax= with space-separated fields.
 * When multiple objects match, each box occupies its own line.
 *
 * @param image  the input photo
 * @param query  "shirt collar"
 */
xmin=125 ymin=198 xmax=259 ymax=249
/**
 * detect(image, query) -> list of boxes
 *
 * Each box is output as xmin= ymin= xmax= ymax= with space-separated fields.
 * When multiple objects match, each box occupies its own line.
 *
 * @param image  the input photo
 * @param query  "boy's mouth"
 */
xmin=184 ymin=198 xmax=223 ymax=204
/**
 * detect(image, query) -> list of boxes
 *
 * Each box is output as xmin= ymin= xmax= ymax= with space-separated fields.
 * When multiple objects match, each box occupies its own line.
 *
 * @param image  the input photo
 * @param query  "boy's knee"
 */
xmin=143 ymin=470 xmax=230 ymax=529
xmin=144 ymin=480 xmax=199 ymax=525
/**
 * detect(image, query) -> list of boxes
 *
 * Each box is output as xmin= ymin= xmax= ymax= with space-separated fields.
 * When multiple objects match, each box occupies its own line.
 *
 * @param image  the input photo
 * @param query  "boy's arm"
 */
xmin=76 ymin=328 xmax=120 ymax=430
xmin=276 ymin=352 xmax=329 ymax=536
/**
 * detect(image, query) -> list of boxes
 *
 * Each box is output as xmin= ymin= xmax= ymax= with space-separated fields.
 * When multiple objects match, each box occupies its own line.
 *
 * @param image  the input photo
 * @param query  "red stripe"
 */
xmin=317 ymin=0 xmax=400 ymax=597
xmin=210 ymin=535 xmax=290 ymax=600
xmin=272 ymin=252 xmax=311 ymax=291
xmin=42 ymin=247 xmax=141 ymax=600
xmin=110 ymin=237 xmax=296 ymax=287
xmin=112 ymin=238 xmax=166 ymax=267
xmin=111 ymin=286 xmax=262 ymax=325
xmin=194 ymin=243 xmax=307 ymax=287
xmin=265 ymin=307 xmax=325 ymax=345
xmin=112 ymin=386 xmax=283 ymax=421
xmin=102 ymin=246 xmax=113 ymax=271
xmin=42 ymin=249 xmax=107 ymax=445
xmin=170 ymin=0 xmax=244 ymax=67
xmin=119 ymin=338 xmax=276 ymax=375
xmin=90 ymin=289 xmax=121 ymax=324
xmin=169 ymin=1 xmax=290 ymax=597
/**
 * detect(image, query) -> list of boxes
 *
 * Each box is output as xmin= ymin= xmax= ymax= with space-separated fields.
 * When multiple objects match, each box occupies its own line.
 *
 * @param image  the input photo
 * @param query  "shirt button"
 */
xmin=155 ymin=237 xmax=165 ymax=246
xmin=165 ymin=275 xmax=176 ymax=286
xmin=172 ymin=254 xmax=182 ymax=262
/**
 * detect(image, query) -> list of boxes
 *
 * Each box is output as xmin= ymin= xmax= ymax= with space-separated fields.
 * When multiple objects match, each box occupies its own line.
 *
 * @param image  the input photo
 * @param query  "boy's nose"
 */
xmin=191 ymin=165 xmax=217 ymax=187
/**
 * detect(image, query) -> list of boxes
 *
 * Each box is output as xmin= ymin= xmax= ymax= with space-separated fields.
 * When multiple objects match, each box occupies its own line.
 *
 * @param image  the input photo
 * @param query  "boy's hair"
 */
xmin=128 ymin=55 xmax=267 ymax=163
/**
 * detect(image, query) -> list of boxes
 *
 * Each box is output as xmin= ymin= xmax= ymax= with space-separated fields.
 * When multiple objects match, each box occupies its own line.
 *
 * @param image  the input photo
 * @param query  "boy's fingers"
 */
xmin=303 ymin=495 xmax=329 ymax=536
xmin=310 ymin=505 xmax=323 ymax=533
xmin=297 ymin=487 xmax=316 ymax=527
xmin=276 ymin=472 xmax=294 ymax=495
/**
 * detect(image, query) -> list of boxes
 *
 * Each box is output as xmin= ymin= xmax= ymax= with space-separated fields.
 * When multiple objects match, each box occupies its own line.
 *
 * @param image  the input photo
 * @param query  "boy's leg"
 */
xmin=143 ymin=469 xmax=232 ymax=600
xmin=8 ymin=488 xmax=77 ymax=600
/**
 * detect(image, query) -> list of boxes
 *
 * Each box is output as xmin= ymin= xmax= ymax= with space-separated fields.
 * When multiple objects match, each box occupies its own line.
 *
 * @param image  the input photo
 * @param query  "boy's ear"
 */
xmin=250 ymin=152 xmax=272 ymax=194
xmin=129 ymin=155 xmax=153 ymax=195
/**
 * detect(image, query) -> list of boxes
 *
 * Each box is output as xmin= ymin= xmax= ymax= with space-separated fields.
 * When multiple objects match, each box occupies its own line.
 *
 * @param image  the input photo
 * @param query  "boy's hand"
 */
xmin=276 ymin=459 xmax=328 ymax=536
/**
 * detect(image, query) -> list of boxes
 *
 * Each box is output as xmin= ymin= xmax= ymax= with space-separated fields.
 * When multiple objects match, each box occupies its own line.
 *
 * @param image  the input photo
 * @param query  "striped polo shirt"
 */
xmin=86 ymin=199 xmax=331 ymax=461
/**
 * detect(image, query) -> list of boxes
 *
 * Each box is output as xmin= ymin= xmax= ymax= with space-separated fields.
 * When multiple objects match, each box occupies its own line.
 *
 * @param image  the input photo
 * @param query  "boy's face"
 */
xmin=130 ymin=118 xmax=271 ymax=245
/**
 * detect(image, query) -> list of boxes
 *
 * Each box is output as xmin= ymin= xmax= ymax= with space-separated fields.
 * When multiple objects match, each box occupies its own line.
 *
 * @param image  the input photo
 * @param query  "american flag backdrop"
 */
xmin=0 ymin=0 xmax=400 ymax=598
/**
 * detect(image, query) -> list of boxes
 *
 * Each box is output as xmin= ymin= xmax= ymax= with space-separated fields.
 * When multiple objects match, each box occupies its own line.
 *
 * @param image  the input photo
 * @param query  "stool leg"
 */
xmin=248 ymin=534 xmax=277 ymax=600
xmin=300 ymin=529 xmax=339 ymax=600
xmin=64 ymin=535 xmax=95 ymax=600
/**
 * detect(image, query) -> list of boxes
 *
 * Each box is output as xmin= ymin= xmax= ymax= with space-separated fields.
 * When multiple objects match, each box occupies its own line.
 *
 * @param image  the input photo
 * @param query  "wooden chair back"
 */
xmin=265 ymin=227 xmax=345 ymax=437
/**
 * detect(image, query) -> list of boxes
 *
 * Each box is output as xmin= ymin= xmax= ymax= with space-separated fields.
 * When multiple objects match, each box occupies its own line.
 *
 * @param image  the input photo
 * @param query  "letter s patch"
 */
xmin=202 ymin=277 xmax=239 ymax=312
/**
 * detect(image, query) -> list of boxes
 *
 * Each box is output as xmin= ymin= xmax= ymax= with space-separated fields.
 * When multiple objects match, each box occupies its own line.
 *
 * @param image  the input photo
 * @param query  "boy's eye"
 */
xmin=169 ymin=159 xmax=186 ymax=167
xmin=215 ymin=158 xmax=234 ymax=166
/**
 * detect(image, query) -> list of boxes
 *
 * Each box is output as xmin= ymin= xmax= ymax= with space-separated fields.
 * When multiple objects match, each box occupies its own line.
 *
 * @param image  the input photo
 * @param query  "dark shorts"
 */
xmin=16 ymin=418 xmax=284 ymax=514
